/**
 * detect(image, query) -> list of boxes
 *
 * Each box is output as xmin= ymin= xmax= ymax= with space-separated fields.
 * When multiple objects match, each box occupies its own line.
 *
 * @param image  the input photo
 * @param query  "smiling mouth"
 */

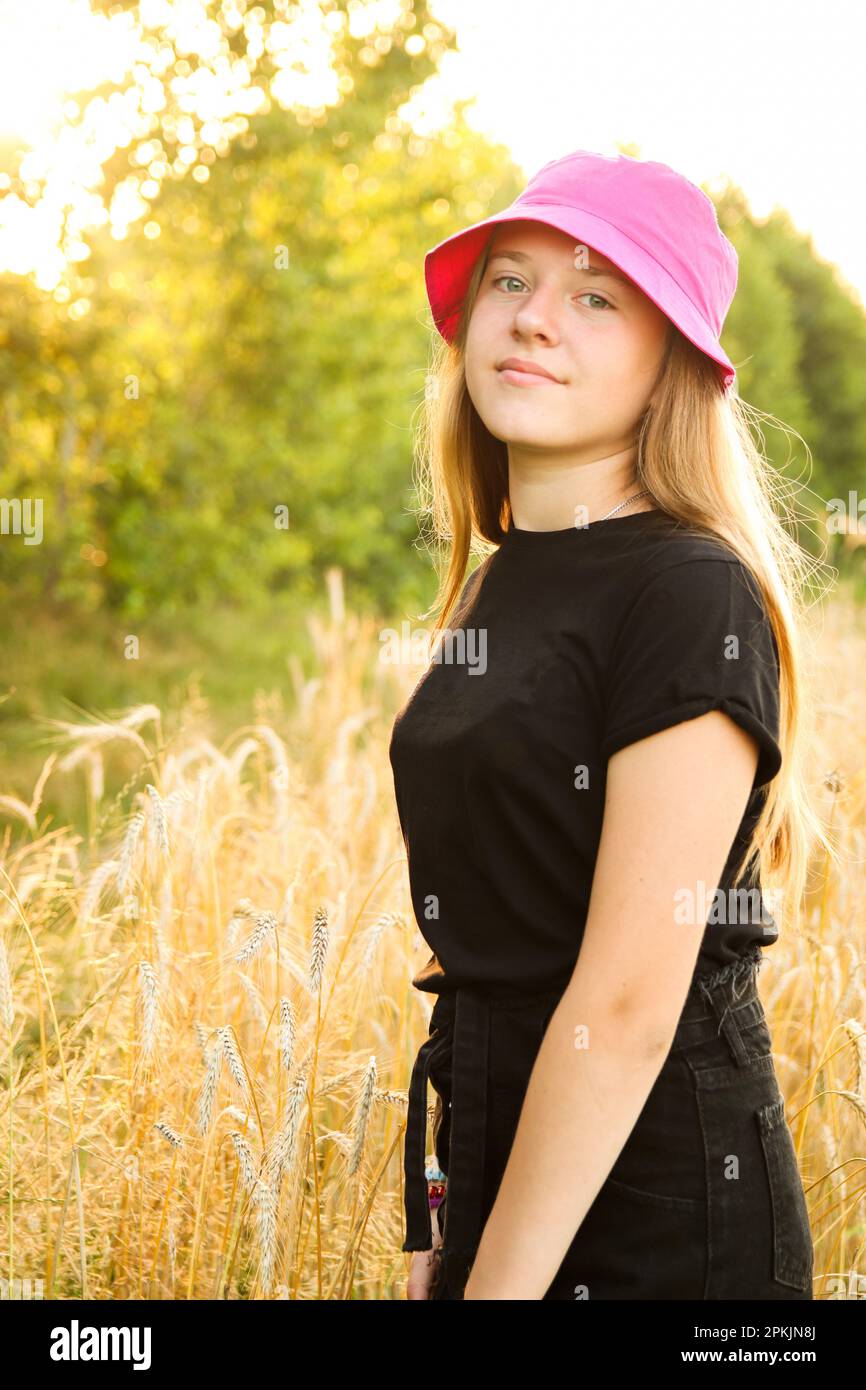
xmin=496 ymin=366 xmax=563 ymax=386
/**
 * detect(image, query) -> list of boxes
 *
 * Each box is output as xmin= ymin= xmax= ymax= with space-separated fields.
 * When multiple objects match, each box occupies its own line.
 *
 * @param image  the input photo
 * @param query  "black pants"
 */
xmin=423 ymin=948 xmax=814 ymax=1300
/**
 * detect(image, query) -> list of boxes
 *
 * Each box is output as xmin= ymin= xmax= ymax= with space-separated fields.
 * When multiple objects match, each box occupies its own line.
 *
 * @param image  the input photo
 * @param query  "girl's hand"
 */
xmin=406 ymin=1238 xmax=444 ymax=1300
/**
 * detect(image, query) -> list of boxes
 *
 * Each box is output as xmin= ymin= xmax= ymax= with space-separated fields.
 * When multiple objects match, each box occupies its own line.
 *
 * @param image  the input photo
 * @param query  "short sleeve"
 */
xmin=600 ymin=557 xmax=782 ymax=788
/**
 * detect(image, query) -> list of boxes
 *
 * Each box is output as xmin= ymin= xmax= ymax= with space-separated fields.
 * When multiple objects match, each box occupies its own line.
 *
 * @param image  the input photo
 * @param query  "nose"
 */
xmin=511 ymin=279 xmax=562 ymax=342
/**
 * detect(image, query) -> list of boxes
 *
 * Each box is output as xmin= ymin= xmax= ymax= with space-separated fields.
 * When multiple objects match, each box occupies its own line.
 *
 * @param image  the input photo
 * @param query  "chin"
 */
xmin=493 ymin=429 xmax=565 ymax=450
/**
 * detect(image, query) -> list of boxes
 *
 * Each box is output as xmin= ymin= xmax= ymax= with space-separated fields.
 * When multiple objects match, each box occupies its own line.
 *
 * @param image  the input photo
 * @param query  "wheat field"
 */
xmin=1 ymin=568 xmax=865 ymax=1300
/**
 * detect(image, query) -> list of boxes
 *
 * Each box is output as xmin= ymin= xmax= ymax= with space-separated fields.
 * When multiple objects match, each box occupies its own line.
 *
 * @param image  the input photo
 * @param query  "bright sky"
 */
xmin=1 ymin=0 xmax=864 ymax=309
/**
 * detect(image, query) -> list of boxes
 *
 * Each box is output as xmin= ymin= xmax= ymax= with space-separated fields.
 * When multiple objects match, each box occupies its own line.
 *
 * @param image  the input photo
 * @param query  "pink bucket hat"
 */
xmin=424 ymin=149 xmax=739 ymax=392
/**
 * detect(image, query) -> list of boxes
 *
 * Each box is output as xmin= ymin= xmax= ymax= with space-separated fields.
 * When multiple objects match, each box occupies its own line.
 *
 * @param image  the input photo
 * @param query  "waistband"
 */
xmin=401 ymin=944 xmax=766 ymax=1278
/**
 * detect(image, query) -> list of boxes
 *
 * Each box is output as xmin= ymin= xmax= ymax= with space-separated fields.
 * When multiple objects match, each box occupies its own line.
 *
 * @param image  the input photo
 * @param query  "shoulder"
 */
xmin=602 ymin=525 xmax=782 ymax=786
xmin=451 ymin=555 xmax=491 ymax=627
xmin=623 ymin=526 xmax=770 ymax=625
xmin=609 ymin=525 xmax=780 ymax=680
xmin=633 ymin=518 xmax=749 ymax=575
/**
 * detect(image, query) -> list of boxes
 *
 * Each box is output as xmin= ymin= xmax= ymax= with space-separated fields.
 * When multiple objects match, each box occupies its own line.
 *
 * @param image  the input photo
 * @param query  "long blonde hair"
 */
xmin=411 ymin=231 xmax=839 ymax=938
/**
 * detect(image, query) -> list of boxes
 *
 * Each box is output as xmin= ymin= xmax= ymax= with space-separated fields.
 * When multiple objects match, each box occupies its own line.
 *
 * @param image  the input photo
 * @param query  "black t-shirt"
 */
xmin=388 ymin=508 xmax=783 ymax=996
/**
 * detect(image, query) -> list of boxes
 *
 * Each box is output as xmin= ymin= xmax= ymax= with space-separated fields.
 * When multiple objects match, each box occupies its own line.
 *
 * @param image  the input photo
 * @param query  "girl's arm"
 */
xmin=463 ymin=708 xmax=761 ymax=1300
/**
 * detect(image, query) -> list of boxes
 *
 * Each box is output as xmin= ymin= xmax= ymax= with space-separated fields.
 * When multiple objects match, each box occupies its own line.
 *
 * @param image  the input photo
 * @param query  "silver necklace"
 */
xmin=598 ymin=488 xmax=653 ymax=522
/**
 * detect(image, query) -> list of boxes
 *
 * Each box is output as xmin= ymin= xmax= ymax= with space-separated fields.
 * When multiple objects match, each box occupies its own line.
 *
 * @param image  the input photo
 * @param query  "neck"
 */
xmin=506 ymin=445 xmax=650 ymax=529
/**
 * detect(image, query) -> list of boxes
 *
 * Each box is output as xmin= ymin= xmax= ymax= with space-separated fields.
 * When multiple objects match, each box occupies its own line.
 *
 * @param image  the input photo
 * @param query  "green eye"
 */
xmin=578 ymin=293 xmax=613 ymax=311
xmin=491 ymin=274 xmax=526 ymax=293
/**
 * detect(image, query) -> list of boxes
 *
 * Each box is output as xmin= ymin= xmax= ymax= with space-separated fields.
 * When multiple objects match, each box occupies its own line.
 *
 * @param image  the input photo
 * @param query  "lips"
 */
xmin=497 ymin=357 xmax=562 ymax=384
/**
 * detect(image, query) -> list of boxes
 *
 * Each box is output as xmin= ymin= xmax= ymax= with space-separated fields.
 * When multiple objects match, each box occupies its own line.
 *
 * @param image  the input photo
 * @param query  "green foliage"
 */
xmin=718 ymin=185 xmax=866 ymax=516
xmin=0 ymin=2 xmax=524 ymax=620
xmin=1 ymin=4 xmax=865 ymax=634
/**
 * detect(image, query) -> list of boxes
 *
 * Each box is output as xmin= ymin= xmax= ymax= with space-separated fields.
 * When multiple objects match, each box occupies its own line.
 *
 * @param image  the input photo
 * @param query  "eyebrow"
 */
xmin=487 ymin=248 xmax=633 ymax=286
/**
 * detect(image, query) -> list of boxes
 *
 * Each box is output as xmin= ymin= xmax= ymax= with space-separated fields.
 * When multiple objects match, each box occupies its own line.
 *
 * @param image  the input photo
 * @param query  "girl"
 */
xmin=389 ymin=149 xmax=830 ymax=1300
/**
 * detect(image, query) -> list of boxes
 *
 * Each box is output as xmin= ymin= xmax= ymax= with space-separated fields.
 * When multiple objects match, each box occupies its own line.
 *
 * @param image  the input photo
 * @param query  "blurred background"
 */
xmin=1 ymin=0 xmax=865 ymax=1302
xmin=2 ymin=0 xmax=866 ymax=829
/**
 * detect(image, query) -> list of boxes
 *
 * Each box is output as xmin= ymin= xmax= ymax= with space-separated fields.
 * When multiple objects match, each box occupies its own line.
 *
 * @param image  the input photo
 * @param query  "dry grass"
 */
xmin=0 ymin=568 xmax=865 ymax=1299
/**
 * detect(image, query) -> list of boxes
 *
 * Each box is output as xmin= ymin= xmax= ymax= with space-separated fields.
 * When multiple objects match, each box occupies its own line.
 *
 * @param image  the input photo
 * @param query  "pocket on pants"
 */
xmin=757 ymin=1096 xmax=813 ymax=1292
xmin=689 ymin=1053 xmax=813 ymax=1299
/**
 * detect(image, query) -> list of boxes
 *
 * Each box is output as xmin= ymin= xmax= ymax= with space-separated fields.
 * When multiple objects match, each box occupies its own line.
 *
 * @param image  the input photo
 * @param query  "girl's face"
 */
xmin=464 ymin=220 xmax=672 ymax=454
